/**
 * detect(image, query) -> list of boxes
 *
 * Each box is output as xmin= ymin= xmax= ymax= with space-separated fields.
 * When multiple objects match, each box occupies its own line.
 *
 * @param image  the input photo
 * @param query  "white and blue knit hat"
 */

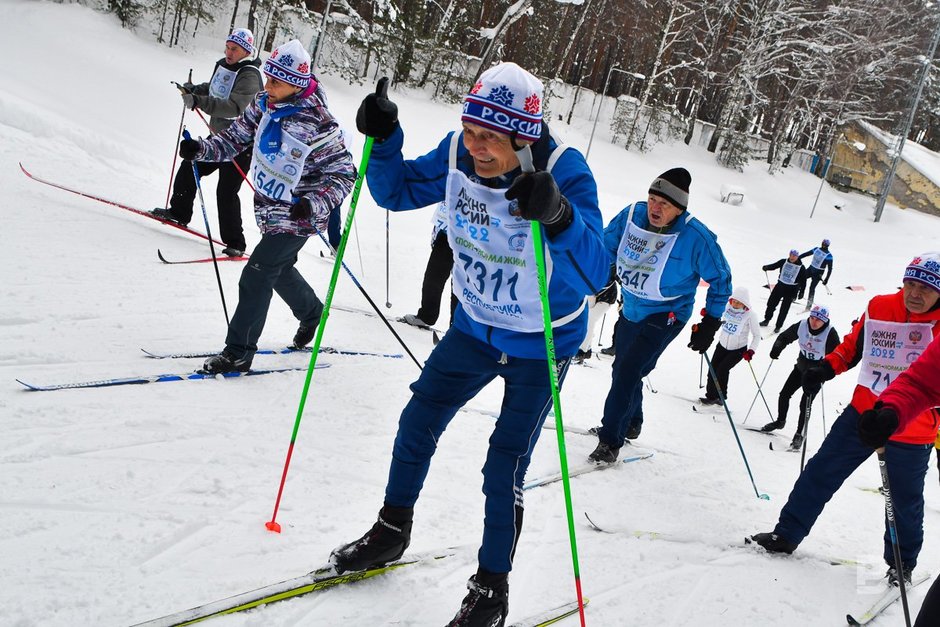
xmin=263 ymin=40 xmax=311 ymax=89
xmin=809 ymin=304 xmax=830 ymax=324
xmin=462 ymin=62 xmax=543 ymax=142
xmin=905 ymin=252 xmax=940 ymax=293
xmin=227 ymin=28 xmax=255 ymax=55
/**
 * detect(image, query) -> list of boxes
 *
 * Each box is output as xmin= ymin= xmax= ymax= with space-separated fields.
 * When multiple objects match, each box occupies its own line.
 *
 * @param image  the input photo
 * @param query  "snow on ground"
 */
xmin=2 ymin=2 xmax=939 ymax=626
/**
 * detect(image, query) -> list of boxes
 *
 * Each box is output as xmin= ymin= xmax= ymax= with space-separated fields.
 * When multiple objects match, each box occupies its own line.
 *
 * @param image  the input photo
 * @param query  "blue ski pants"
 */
xmin=596 ymin=312 xmax=685 ymax=445
xmin=225 ymin=232 xmax=323 ymax=359
xmin=774 ymin=405 xmax=931 ymax=568
xmin=385 ymin=328 xmax=570 ymax=573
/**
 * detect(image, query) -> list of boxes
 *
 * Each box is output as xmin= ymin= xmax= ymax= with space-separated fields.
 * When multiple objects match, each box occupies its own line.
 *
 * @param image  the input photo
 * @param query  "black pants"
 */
xmin=764 ymin=282 xmax=799 ymax=330
xmin=915 ymin=577 xmax=940 ymax=626
xmin=705 ymin=344 xmax=745 ymax=400
xmin=416 ymin=230 xmax=457 ymax=326
xmin=800 ymin=267 xmax=823 ymax=303
xmin=169 ymin=149 xmax=252 ymax=251
xmin=778 ymin=364 xmax=811 ymax=434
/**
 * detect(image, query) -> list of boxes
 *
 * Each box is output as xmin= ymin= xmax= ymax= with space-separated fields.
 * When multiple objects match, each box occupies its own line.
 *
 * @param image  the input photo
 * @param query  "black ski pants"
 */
xmin=415 ymin=230 xmax=457 ymax=326
xmin=800 ymin=267 xmax=824 ymax=304
xmin=778 ymin=364 xmax=812 ymax=435
xmin=764 ymin=282 xmax=799 ymax=331
xmin=169 ymin=148 xmax=252 ymax=251
xmin=705 ymin=343 xmax=745 ymax=400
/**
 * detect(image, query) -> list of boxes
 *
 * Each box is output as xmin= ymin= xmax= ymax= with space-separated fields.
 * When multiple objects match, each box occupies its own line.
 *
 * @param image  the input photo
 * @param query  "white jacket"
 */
xmin=716 ymin=286 xmax=761 ymax=352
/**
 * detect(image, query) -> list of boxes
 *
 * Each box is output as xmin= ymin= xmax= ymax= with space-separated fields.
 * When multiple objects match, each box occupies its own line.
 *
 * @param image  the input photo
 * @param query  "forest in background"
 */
xmin=96 ymin=0 xmax=940 ymax=172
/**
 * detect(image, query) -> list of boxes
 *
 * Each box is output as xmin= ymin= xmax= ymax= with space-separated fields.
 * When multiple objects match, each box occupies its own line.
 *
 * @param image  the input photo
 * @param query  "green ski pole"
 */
xmin=514 ymin=142 xmax=587 ymax=626
xmin=266 ymin=122 xmax=377 ymax=533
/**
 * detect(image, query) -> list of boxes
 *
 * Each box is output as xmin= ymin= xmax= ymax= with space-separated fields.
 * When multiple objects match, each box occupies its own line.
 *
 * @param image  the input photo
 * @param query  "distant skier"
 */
xmin=329 ymin=63 xmax=608 ymax=627
xmin=750 ymin=253 xmax=940 ymax=586
xmin=179 ymin=40 xmax=355 ymax=373
xmin=698 ymin=286 xmax=761 ymax=406
xmin=760 ymin=249 xmax=806 ymax=333
xmin=760 ymin=304 xmax=840 ymax=451
xmin=588 ymin=167 xmax=733 ymax=462
xmin=798 ymin=238 xmax=833 ymax=309
xmin=858 ymin=333 xmax=940 ymax=626
xmin=574 ymin=267 xmax=618 ymax=363
xmin=152 ymin=28 xmax=263 ymax=257
xmin=400 ymin=203 xmax=456 ymax=329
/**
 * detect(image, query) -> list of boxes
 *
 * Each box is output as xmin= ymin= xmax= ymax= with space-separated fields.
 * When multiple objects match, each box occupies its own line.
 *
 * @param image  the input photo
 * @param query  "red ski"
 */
xmin=157 ymin=249 xmax=248 ymax=264
xmin=19 ymin=162 xmax=225 ymax=246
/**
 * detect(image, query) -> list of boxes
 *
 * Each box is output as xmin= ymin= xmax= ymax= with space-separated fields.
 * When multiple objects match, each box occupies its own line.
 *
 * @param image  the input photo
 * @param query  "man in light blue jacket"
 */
xmin=589 ymin=168 xmax=732 ymax=463
xmin=329 ymin=63 xmax=609 ymax=627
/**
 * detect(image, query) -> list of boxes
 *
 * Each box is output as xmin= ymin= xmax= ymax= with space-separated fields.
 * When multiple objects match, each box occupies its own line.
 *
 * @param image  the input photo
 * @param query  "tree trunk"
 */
xmin=229 ymin=0 xmax=240 ymax=33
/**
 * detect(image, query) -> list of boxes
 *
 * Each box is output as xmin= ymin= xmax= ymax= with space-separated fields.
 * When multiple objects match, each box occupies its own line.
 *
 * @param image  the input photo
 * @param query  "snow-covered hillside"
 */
xmin=2 ymin=2 xmax=939 ymax=626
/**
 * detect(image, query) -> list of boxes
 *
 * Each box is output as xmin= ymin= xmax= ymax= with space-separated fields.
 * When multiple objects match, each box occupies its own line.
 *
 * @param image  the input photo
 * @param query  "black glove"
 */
xmin=178 ymin=138 xmax=201 ymax=161
xmin=596 ymin=271 xmax=619 ymax=304
xmin=769 ymin=341 xmax=783 ymax=360
xmin=761 ymin=264 xmax=771 ymax=272
xmin=801 ymin=360 xmax=835 ymax=396
xmin=505 ymin=171 xmax=573 ymax=236
xmin=687 ymin=314 xmax=721 ymax=353
xmin=181 ymin=93 xmax=198 ymax=110
xmin=857 ymin=402 xmax=900 ymax=449
xmin=289 ymin=197 xmax=313 ymax=221
xmin=182 ymin=81 xmax=196 ymax=93
xmin=356 ymin=77 xmax=398 ymax=141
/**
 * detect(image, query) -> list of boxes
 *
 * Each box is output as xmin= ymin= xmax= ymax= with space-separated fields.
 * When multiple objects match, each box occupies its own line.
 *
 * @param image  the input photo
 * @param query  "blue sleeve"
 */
xmin=544 ymin=149 xmax=611 ymax=294
xmin=365 ymin=127 xmax=452 ymax=211
xmin=689 ymin=221 xmax=733 ymax=319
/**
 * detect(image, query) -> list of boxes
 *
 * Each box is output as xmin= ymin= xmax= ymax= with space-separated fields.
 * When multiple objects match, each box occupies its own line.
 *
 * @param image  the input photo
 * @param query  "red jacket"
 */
xmin=879 ymin=334 xmax=940 ymax=434
xmin=823 ymin=290 xmax=940 ymax=444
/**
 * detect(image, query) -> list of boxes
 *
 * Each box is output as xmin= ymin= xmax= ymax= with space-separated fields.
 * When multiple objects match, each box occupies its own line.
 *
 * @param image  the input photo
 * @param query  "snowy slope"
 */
xmin=2 ymin=2 xmax=940 ymax=626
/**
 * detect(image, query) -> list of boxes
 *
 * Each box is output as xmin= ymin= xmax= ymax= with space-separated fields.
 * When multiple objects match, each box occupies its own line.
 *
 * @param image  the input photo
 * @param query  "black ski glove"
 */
xmin=595 ymin=267 xmax=619 ymax=304
xmin=761 ymin=264 xmax=772 ymax=272
xmin=505 ymin=171 xmax=573 ymax=237
xmin=179 ymin=138 xmax=202 ymax=161
xmin=801 ymin=360 xmax=835 ymax=396
xmin=769 ymin=340 xmax=783 ymax=360
xmin=857 ymin=402 xmax=900 ymax=449
xmin=289 ymin=197 xmax=313 ymax=221
xmin=356 ymin=77 xmax=398 ymax=141
xmin=687 ymin=314 xmax=721 ymax=353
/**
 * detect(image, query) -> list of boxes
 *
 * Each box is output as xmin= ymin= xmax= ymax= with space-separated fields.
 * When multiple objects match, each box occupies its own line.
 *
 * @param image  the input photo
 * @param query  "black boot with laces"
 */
xmin=330 ymin=505 xmax=413 ymax=573
xmin=200 ymin=350 xmax=252 ymax=374
xmin=446 ymin=570 xmax=509 ymax=627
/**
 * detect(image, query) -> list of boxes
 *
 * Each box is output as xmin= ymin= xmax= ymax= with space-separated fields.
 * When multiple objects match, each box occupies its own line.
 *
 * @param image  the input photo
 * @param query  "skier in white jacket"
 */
xmin=700 ymin=286 xmax=761 ymax=405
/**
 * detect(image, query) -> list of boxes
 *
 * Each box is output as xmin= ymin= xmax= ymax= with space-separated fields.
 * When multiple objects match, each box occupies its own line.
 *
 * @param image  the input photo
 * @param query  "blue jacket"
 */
xmin=604 ymin=202 xmax=732 ymax=323
xmin=366 ymin=124 xmax=609 ymax=358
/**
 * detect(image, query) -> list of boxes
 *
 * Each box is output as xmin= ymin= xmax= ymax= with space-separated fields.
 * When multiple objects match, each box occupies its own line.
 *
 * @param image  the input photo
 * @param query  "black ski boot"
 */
xmin=330 ymin=505 xmax=413 ymax=573
xmin=588 ymin=441 xmax=620 ymax=464
xmin=151 ymin=207 xmax=187 ymax=226
xmin=446 ymin=570 xmax=509 ymax=627
xmin=698 ymin=396 xmax=721 ymax=406
xmin=789 ymin=433 xmax=804 ymax=450
xmin=625 ymin=423 xmax=642 ymax=440
xmin=200 ymin=350 xmax=252 ymax=374
xmin=760 ymin=419 xmax=785 ymax=433
xmin=291 ymin=324 xmax=318 ymax=349
xmin=749 ymin=532 xmax=798 ymax=554
xmin=887 ymin=564 xmax=913 ymax=586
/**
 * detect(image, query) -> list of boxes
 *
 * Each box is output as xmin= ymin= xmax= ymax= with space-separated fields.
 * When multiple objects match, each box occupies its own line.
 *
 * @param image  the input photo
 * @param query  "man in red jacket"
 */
xmin=859 ymin=333 xmax=940 ymax=626
xmin=750 ymin=252 xmax=940 ymax=585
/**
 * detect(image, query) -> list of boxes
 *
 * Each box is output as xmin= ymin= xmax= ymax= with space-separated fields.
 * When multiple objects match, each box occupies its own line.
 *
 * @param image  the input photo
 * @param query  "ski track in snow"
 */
xmin=3 ymin=2 xmax=940 ymax=625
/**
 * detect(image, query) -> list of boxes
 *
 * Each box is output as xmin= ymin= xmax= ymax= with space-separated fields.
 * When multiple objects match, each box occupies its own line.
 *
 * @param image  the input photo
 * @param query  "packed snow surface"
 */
xmin=2 ymin=2 xmax=939 ymax=625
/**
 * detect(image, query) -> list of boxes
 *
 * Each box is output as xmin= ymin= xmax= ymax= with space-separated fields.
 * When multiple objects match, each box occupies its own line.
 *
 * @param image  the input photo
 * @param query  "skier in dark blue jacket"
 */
xmin=329 ymin=63 xmax=609 ymax=627
xmin=589 ymin=168 xmax=733 ymax=462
